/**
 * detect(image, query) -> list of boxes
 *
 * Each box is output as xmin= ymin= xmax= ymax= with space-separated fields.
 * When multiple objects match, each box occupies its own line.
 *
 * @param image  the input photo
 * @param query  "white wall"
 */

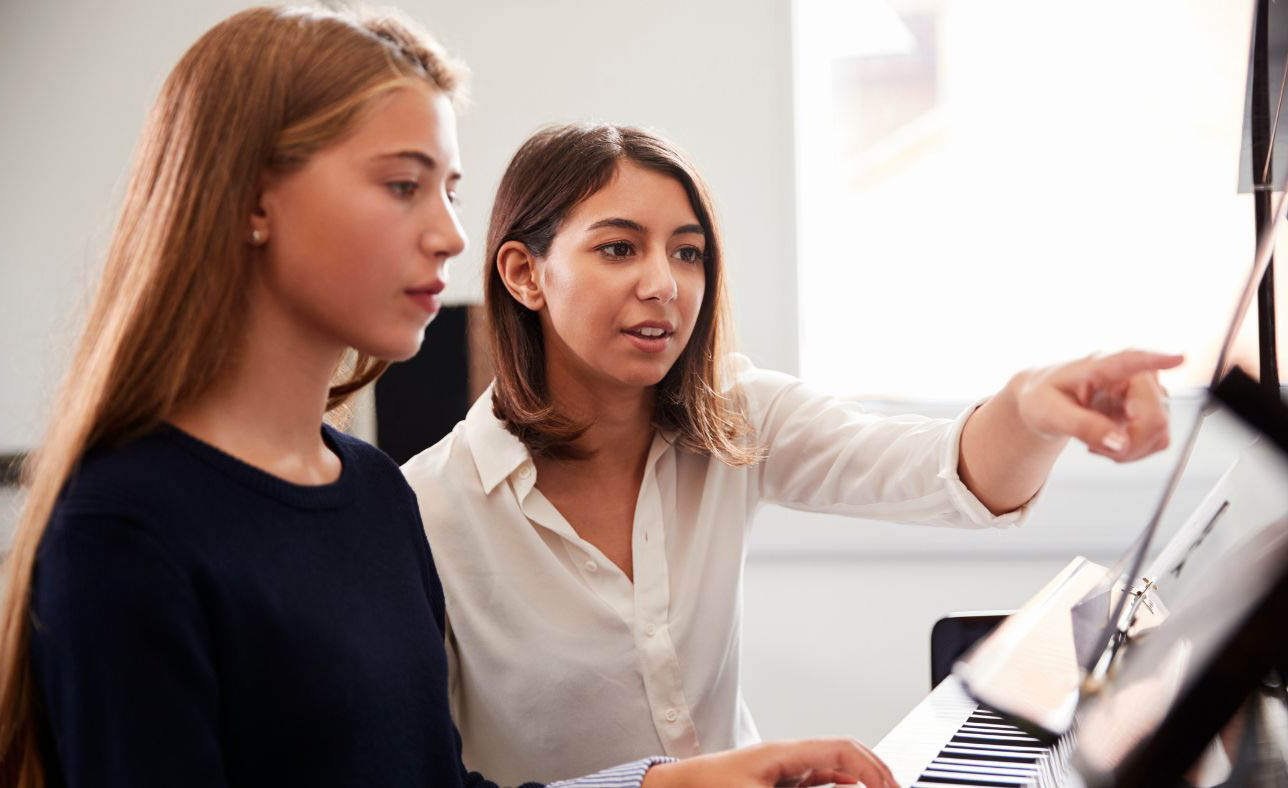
xmin=0 ymin=0 xmax=798 ymax=452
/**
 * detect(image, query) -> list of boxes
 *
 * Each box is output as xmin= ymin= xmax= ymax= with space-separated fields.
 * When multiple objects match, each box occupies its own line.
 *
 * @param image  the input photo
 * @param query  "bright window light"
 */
xmin=793 ymin=0 xmax=1285 ymax=399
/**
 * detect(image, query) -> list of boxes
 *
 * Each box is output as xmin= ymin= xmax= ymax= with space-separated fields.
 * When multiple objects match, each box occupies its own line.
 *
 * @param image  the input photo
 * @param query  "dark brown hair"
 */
xmin=0 ymin=7 xmax=466 ymax=784
xmin=484 ymin=123 xmax=762 ymax=465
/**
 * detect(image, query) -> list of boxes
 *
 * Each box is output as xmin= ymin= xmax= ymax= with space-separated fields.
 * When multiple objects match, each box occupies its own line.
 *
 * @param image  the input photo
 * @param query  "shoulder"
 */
xmin=401 ymin=388 xmax=516 ymax=501
xmin=321 ymin=425 xmax=427 ymax=527
xmin=57 ymin=427 xmax=198 ymax=524
xmin=399 ymin=422 xmax=469 ymax=487
xmin=40 ymin=470 xmax=193 ymax=621
xmin=724 ymin=353 xmax=810 ymax=422
xmin=399 ymin=421 xmax=475 ymax=522
xmin=326 ymin=425 xmax=407 ymax=488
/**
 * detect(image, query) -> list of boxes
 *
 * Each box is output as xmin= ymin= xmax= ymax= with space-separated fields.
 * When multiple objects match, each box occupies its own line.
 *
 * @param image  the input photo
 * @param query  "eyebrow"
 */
xmin=377 ymin=150 xmax=436 ymax=169
xmin=585 ymin=218 xmax=706 ymax=237
xmin=375 ymin=150 xmax=463 ymax=179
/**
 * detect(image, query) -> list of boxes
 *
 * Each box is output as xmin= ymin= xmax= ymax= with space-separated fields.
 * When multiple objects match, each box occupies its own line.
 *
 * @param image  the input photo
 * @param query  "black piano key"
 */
xmin=952 ymin=734 xmax=1044 ymax=746
xmin=918 ymin=769 xmax=1036 ymax=785
xmin=957 ymin=728 xmax=1044 ymax=742
xmin=961 ymin=720 xmax=1025 ymax=730
xmin=929 ymin=762 xmax=1040 ymax=781
xmin=933 ymin=756 xmax=1039 ymax=772
xmin=943 ymin=742 xmax=1047 ymax=755
xmin=939 ymin=746 xmax=1041 ymax=764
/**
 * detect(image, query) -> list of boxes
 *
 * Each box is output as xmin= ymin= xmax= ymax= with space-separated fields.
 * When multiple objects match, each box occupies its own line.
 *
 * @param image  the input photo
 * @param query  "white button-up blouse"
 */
xmin=401 ymin=358 xmax=1033 ymax=785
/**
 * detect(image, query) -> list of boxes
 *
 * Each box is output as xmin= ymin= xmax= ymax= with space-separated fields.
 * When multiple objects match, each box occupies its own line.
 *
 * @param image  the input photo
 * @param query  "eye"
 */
xmin=387 ymin=180 xmax=420 ymax=199
xmin=673 ymin=246 xmax=705 ymax=264
xmin=597 ymin=241 xmax=635 ymax=260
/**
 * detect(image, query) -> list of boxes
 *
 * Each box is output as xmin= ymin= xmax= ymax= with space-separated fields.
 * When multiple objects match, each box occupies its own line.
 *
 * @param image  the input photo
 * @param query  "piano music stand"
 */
xmin=1072 ymin=367 xmax=1288 ymax=786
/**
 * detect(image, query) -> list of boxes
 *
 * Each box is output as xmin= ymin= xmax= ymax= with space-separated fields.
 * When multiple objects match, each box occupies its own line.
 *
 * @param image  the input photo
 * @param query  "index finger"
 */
xmin=1089 ymin=350 xmax=1184 ymax=384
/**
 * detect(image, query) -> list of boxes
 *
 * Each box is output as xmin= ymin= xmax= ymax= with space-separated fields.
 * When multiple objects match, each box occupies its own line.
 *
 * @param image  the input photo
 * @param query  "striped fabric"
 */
xmin=547 ymin=757 xmax=677 ymax=787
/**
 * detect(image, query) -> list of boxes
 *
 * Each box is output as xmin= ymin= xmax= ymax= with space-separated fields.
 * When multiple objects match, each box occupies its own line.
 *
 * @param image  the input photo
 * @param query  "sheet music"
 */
xmin=954 ymin=558 xmax=1107 ymax=736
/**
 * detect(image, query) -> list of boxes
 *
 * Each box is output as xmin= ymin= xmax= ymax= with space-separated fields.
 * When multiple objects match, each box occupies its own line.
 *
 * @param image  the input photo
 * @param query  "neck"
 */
xmin=169 ymin=279 xmax=347 ymax=485
xmin=544 ymin=359 xmax=655 ymax=474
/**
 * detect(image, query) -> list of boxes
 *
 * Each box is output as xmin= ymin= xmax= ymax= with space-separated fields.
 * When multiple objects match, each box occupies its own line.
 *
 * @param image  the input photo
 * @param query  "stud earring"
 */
xmin=251 ymin=229 xmax=264 ymax=244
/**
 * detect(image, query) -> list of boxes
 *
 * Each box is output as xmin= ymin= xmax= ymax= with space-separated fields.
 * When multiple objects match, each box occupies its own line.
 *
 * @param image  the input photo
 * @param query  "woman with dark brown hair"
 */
xmin=401 ymin=122 xmax=1181 ymax=782
xmin=0 ymin=9 xmax=898 ymax=788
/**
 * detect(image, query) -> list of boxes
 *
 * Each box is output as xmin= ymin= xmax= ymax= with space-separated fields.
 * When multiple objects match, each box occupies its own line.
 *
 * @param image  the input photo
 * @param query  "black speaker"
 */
xmin=375 ymin=305 xmax=471 ymax=465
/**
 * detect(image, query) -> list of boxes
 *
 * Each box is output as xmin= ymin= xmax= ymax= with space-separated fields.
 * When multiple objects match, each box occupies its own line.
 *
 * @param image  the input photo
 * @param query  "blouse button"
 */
xmin=584 ymin=560 xmax=598 ymax=573
xmin=518 ymin=465 xmax=533 ymax=480
xmin=645 ymin=623 xmax=657 ymax=637
xmin=664 ymin=708 xmax=679 ymax=723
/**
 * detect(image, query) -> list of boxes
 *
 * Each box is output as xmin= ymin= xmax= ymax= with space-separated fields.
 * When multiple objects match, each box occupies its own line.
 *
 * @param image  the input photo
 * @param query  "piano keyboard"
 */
xmin=875 ymin=676 xmax=1081 ymax=787
xmin=910 ymin=706 xmax=1076 ymax=787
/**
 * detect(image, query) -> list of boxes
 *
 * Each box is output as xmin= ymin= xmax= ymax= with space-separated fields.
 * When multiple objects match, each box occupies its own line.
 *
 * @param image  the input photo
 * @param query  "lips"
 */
xmin=406 ymin=281 xmax=445 ymax=315
xmin=622 ymin=321 xmax=674 ymax=353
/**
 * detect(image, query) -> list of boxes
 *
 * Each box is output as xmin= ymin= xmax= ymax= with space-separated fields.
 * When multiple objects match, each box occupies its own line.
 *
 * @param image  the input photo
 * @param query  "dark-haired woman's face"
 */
xmin=535 ymin=162 xmax=706 ymax=391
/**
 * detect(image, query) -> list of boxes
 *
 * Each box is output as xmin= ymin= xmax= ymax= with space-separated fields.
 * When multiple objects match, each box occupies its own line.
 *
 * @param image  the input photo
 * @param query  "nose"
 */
xmin=636 ymin=247 xmax=678 ymax=304
xmin=420 ymin=194 xmax=468 ymax=268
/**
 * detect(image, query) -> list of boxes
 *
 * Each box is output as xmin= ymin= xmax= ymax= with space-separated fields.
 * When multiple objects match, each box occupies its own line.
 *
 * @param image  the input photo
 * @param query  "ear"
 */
xmin=496 ymin=240 xmax=545 ymax=311
xmin=247 ymin=176 xmax=272 ymax=247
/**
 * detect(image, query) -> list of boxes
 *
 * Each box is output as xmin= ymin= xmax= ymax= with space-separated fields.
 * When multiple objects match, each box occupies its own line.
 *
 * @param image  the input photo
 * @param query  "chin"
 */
xmin=354 ymin=330 xmax=425 ymax=363
xmin=613 ymin=360 xmax=675 ymax=388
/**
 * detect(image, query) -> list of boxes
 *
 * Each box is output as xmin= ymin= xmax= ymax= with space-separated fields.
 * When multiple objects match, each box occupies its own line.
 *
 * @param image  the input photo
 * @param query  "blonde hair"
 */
xmin=484 ymin=124 xmax=763 ymax=465
xmin=0 ymin=7 xmax=466 ymax=783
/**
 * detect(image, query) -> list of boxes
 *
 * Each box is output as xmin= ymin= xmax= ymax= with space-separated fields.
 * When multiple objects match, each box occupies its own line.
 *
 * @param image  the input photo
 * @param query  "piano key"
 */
xmin=939 ymin=746 xmax=1042 ymax=763
xmin=960 ymin=720 xmax=1025 ymax=730
xmin=929 ymin=761 xmax=1040 ymax=779
xmin=933 ymin=756 xmax=1040 ymax=772
xmin=946 ymin=738 xmax=1045 ymax=748
xmin=918 ymin=767 xmax=1037 ymax=784
xmin=875 ymin=676 xmax=1076 ymax=786
xmin=875 ymin=676 xmax=981 ymax=786
xmin=943 ymin=741 xmax=1044 ymax=754
xmin=952 ymin=733 xmax=1045 ymax=745
xmin=958 ymin=727 xmax=1044 ymax=741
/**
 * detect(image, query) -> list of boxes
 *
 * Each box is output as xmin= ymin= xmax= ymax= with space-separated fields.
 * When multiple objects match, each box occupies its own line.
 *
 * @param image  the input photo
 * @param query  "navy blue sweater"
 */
xmin=29 ymin=424 xmax=532 ymax=788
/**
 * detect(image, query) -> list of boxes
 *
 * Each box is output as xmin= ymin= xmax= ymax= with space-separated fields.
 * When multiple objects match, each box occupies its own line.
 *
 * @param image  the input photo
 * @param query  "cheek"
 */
xmin=681 ymin=270 xmax=706 ymax=320
xmin=277 ymin=191 xmax=395 ymax=293
xmin=544 ymin=265 xmax=609 ymax=332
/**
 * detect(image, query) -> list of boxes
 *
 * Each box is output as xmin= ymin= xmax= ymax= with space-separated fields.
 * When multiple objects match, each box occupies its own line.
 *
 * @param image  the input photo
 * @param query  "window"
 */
xmin=793 ymin=0 xmax=1285 ymax=399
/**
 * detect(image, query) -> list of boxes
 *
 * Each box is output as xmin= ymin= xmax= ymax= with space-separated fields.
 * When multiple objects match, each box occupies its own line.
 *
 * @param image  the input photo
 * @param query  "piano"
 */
xmin=875 ymin=400 xmax=1288 ymax=786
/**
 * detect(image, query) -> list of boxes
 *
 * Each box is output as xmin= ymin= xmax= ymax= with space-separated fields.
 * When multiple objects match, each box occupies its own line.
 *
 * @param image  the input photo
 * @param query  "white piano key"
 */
xmin=875 ymin=677 xmax=980 ymax=786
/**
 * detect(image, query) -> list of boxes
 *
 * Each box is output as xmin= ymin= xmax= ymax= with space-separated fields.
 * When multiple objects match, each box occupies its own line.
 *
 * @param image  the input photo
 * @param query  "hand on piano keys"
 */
xmin=640 ymin=736 xmax=898 ymax=788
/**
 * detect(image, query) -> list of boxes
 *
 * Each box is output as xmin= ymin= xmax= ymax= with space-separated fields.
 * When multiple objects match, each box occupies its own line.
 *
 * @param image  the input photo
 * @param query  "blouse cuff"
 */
xmin=546 ymin=756 xmax=678 ymax=788
xmin=937 ymin=398 xmax=1040 ymax=529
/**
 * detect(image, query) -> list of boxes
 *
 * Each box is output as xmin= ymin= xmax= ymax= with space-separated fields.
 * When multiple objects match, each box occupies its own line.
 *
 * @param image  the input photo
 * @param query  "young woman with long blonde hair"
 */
xmin=401 ymin=123 xmax=1182 ymax=782
xmin=0 ymin=8 xmax=896 ymax=788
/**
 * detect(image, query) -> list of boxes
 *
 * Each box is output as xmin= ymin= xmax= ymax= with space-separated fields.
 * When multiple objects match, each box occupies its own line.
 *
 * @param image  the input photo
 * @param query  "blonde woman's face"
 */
xmin=536 ymin=162 xmax=707 ymax=390
xmin=256 ymin=84 xmax=466 ymax=362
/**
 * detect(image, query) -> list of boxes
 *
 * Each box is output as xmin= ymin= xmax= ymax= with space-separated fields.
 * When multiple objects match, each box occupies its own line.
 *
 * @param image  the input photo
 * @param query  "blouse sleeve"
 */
xmin=738 ymin=357 xmax=1036 ymax=528
xmin=29 ymin=509 xmax=229 ymax=786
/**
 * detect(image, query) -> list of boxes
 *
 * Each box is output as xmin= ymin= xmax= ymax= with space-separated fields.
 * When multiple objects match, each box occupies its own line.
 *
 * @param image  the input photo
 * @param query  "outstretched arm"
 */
xmin=958 ymin=350 xmax=1182 ymax=515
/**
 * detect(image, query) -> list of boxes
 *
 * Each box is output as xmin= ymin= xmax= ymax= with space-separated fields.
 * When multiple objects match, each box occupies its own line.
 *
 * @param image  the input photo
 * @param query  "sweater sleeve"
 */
xmin=29 ymin=509 xmax=229 ymax=786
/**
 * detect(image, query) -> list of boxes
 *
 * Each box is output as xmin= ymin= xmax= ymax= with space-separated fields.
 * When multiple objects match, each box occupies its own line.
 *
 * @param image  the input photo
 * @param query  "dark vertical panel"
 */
xmin=375 ymin=305 xmax=470 ymax=465
xmin=1251 ymin=0 xmax=1281 ymax=392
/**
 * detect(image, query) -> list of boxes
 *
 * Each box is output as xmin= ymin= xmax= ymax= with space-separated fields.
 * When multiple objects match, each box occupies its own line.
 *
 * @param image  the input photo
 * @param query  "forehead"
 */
xmin=336 ymin=83 xmax=460 ymax=168
xmin=567 ymin=161 xmax=698 ymax=229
